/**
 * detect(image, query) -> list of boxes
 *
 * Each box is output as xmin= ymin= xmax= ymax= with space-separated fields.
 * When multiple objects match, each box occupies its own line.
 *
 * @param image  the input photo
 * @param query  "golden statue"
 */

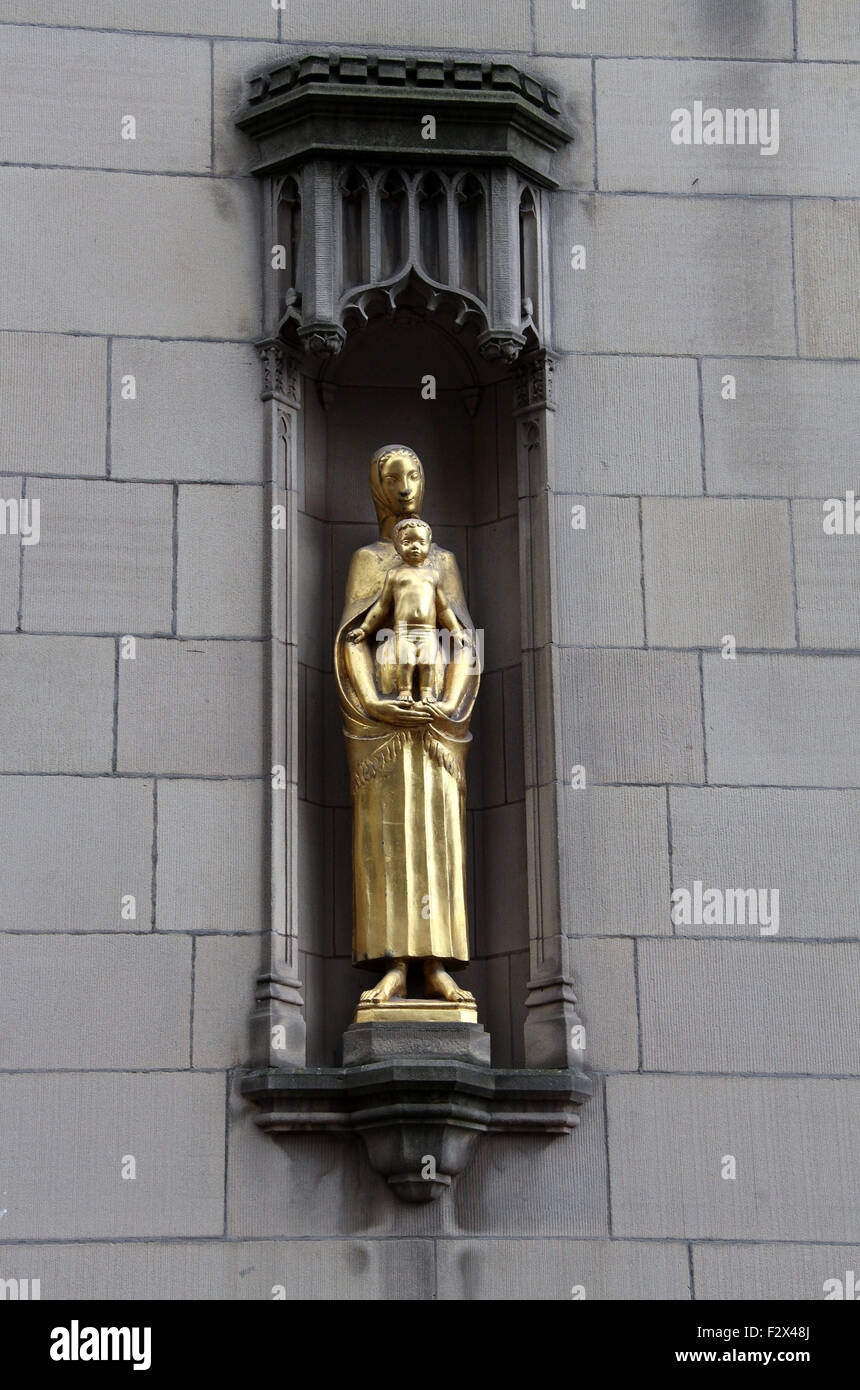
xmin=334 ymin=445 xmax=481 ymax=1018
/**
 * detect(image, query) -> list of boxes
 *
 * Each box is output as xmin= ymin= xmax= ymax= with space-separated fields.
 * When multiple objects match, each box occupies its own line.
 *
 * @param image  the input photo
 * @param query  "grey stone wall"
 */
xmin=0 ymin=1 xmax=857 ymax=1300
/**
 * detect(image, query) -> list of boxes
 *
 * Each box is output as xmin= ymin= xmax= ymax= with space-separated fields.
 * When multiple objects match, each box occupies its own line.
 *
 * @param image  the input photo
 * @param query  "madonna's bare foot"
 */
xmin=360 ymin=959 xmax=408 ymax=1004
xmin=423 ymin=957 xmax=474 ymax=1004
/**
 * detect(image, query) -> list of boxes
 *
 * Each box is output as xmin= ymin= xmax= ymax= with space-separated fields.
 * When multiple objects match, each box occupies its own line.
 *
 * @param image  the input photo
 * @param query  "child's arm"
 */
xmin=435 ymin=584 xmax=463 ymax=635
xmin=348 ymin=574 xmax=393 ymax=642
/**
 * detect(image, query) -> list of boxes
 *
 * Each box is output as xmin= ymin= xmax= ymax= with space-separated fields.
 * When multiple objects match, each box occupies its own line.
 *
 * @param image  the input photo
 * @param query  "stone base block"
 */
xmin=343 ymin=1020 xmax=491 ymax=1067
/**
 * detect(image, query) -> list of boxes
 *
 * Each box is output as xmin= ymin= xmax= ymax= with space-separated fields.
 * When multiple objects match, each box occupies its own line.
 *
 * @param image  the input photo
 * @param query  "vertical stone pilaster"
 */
xmin=514 ymin=349 xmax=587 ymax=1073
xmin=250 ymin=339 xmax=306 ymax=1068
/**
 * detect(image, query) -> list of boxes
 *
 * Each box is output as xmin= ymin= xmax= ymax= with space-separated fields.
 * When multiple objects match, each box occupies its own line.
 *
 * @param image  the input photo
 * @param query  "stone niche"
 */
xmin=234 ymin=52 xmax=591 ymax=1201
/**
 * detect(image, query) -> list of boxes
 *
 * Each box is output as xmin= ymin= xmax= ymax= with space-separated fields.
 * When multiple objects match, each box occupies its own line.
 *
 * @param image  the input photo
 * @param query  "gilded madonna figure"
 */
xmin=334 ymin=445 xmax=481 ymax=1011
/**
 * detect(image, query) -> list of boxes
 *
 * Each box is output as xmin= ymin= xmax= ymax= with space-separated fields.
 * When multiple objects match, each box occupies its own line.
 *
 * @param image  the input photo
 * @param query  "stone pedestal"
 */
xmin=241 ymin=1016 xmax=591 ymax=1203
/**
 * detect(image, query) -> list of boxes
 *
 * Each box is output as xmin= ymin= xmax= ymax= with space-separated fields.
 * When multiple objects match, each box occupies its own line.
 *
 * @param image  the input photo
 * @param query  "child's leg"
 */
xmin=396 ymin=659 xmax=415 ymax=702
xmin=417 ymin=662 xmax=434 ymax=701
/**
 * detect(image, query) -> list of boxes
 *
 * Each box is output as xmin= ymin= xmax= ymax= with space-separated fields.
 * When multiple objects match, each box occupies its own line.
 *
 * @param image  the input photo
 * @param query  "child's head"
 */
xmin=392 ymin=517 xmax=432 ymax=565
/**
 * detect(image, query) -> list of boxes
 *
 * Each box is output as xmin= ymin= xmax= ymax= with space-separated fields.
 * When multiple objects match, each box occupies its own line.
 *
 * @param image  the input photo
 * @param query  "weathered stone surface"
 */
xmin=792 ymin=497 xmax=860 ymax=649
xmin=552 ymin=194 xmax=795 ymax=355
xmin=639 ymin=940 xmax=860 ymax=1074
xmin=560 ymin=786 xmax=671 ymax=936
xmin=155 ymin=779 xmax=266 ymax=932
xmin=177 ymin=485 xmax=266 ymax=636
xmin=534 ymin=0 xmax=794 ymax=58
xmin=521 ymin=57 xmax=595 ymax=191
xmin=556 ymin=648 xmax=704 ymax=784
xmin=0 ymin=636 xmax=114 ymax=771
xmin=596 ymin=60 xmax=859 ymax=196
xmin=670 ymin=788 xmax=860 ymax=940
xmin=0 ymin=775 xmax=152 ymax=931
xmin=641 ymin=498 xmax=796 ymax=648
xmin=0 ymin=333 xmax=106 ymax=477
xmin=0 ymin=170 xmax=259 ymax=337
xmin=703 ymin=655 xmax=860 ymax=786
xmin=608 ymin=1076 xmax=860 ymax=1240
xmin=342 ymin=1021 xmax=491 ymax=1067
xmin=702 ymin=359 xmax=860 ymax=497
xmin=694 ymin=1243 xmax=860 ymax=1300
xmin=0 ymin=935 xmax=190 ymax=1067
xmin=552 ymin=354 xmax=702 ymax=495
xmin=567 ymin=937 xmax=638 ymax=1071
xmin=226 ymin=1072 xmax=609 ymax=1236
xmin=191 ymin=934 xmax=259 ymax=1067
xmin=116 ymin=639 xmax=266 ymax=774
xmin=0 ymin=1073 xmax=225 ymax=1237
xmin=0 ymin=0 xmax=277 ymax=37
xmin=0 ymin=474 xmax=21 ymax=629
xmin=110 ymin=340 xmax=265 ymax=483
xmin=23 ymin=479 xmax=174 ymax=633
xmin=0 ymin=1238 xmax=435 ymax=1300
xmin=550 ymin=494 xmax=645 ymax=646
xmin=437 ymin=1238 xmax=690 ymax=1300
xmin=277 ymin=2 xmax=531 ymax=50
xmin=797 ymin=1 xmax=860 ymax=60
xmin=794 ymin=201 xmax=860 ymax=358
xmin=0 ymin=28 xmax=211 ymax=172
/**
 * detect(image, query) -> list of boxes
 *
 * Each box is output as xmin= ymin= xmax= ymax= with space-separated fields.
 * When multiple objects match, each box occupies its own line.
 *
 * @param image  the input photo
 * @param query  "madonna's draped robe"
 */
xmin=334 ymin=538 xmax=480 ymax=972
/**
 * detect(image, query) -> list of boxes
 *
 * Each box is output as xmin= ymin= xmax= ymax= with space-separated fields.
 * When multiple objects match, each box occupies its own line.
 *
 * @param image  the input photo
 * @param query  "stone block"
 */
xmin=0 ymin=474 xmax=21 ymax=629
xmin=342 ymin=1021 xmax=491 ymax=1067
xmin=642 ymin=498 xmax=796 ymax=648
xmin=703 ymin=654 xmax=860 ymax=786
xmin=552 ymin=354 xmax=702 ymax=496
xmin=795 ymin=201 xmax=860 ymax=358
xmin=550 ymin=494 xmax=645 ymax=646
xmin=521 ymin=57 xmax=595 ymax=191
xmin=0 ymin=935 xmax=190 ymax=1067
xmin=278 ymin=2 xmax=531 ymax=49
xmin=0 ymin=635 xmax=114 ymax=771
xmin=0 ymin=29 xmax=210 ymax=172
xmin=437 ymin=1238 xmax=690 ymax=1300
xmin=155 ymin=779 xmax=266 ymax=931
xmin=297 ymin=797 xmax=332 ymax=956
xmin=556 ymin=648 xmax=705 ymax=784
xmin=639 ymin=939 xmax=860 ymax=1074
xmin=214 ymin=40 xmax=290 ymax=176
xmin=0 ymin=1073 xmax=225 ymax=1237
xmin=0 ymin=333 xmax=106 ymax=477
xmin=0 ymin=0 xmax=277 ymax=37
xmin=534 ymin=0 xmax=794 ymax=58
xmin=469 ymin=668 xmax=505 ymax=809
xmin=177 ymin=485 xmax=266 ymax=636
xmin=503 ymin=667 xmax=525 ymax=803
xmin=475 ymin=801 xmax=528 ymax=956
xmin=296 ymin=512 xmax=332 ymax=673
xmin=22 ymin=479 xmax=173 ymax=633
xmin=560 ymin=786 xmax=671 ymax=936
xmin=117 ymin=638 xmax=266 ymax=774
xmin=551 ymin=194 xmax=795 ymax=355
xmin=192 ymin=934 xmax=259 ymax=1067
xmin=0 ymin=775 xmax=152 ymax=931
xmin=608 ymin=1075 xmax=860 ymax=1240
xmin=797 ymin=1 xmax=860 ymax=60
xmin=702 ymin=359 xmax=860 ymax=497
xmin=467 ymin=517 xmax=520 ymax=671
xmin=792 ymin=497 xmax=860 ymax=649
xmin=110 ymin=340 xmax=265 ymax=483
xmin=0 ymin=1238 xmax=435 ymax=1300
xmin=670 ymin=787 xmax=860 ymax=940
xmin=568 ymin=936 xmax=638 ymax=1071
xmin=0 ymin=170 xmax=259 ymax=337
xmin=596 ymin=60 xmax=859 ymax=195
xmin=693 ymin=1243 xmax=860 ymax=1300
